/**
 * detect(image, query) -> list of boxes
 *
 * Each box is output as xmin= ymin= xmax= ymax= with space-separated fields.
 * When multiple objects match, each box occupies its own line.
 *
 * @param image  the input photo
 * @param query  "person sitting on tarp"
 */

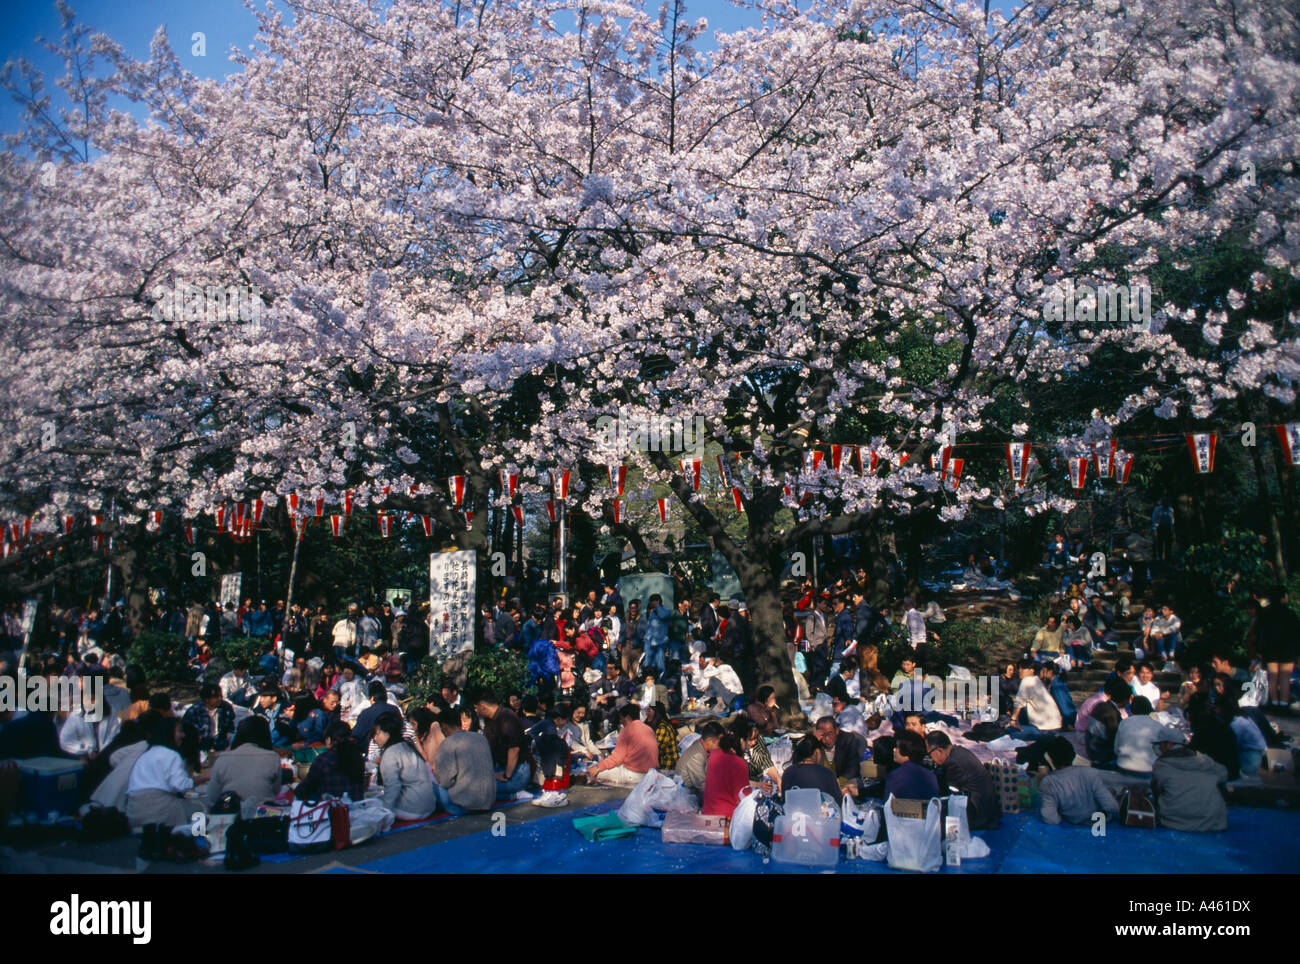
xmin=1037 ymin=739 xmax=1119 ymax=826
xmin=181 ymin=683 xmax=236 ymax=752
xmin=1084 ymin=677 xmax=1132 ymax=769
xmin=1114 ymin=696 xmax=1185 ymax=779
xmin=815 ymin=715 xmax=867 ymax=796
xmin=1038 ymin=662 xmax=1077 ymax=729
xmin=884 ymin=731 xmax=939 ymax=801
xmin=782 ymin=734 xmax=842 ymax=800
xmin=1007 ymin=660 xmax=1063 ymax=739
xmin=589 ymin=702 xmax=657 ymax=787
xmin=925 ymin=731 xmax=1000 ymax=830
xmin=1151 ymin=737 xmax=1228 ymax=833
xmin=675 ymin=721 xmax=723 ymax=795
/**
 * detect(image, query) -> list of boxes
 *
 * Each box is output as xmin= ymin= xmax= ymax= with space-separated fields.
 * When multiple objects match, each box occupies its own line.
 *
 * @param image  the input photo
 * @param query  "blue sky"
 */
xmin=1 ymin=0 xmax=1018 ymax=134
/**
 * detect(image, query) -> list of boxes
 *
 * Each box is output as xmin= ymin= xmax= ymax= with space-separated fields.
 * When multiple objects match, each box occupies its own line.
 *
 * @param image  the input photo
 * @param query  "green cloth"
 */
xmin=572 ymin=813 xmax=638 ymax=842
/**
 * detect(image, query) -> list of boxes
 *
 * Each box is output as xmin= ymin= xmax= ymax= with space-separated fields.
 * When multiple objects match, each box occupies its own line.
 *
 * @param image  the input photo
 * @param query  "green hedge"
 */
xmin=128 ymin=631 xmax=192 ymax=684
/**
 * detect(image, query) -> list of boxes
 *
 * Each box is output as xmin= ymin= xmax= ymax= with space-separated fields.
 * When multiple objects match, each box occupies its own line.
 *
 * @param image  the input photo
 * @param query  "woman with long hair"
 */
xmin=702 ymin=731 xmax=751 ymax=820
xmin=374 ymin=715 xmax=437 ymax=820
xmin=296 ymin=722 xmax=365 ymax=802
xmin=409 ymin=707 xmax=443 ymax=773
xmin=125 ymin=716 xmax=200 ymax=830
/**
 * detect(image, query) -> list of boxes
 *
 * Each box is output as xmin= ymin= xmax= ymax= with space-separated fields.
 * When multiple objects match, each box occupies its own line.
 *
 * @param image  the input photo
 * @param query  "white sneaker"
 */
xmin=530 ymin=790 xmax=567 ymax=808
xmin=515 ymin=790 xmax=535 ymax=802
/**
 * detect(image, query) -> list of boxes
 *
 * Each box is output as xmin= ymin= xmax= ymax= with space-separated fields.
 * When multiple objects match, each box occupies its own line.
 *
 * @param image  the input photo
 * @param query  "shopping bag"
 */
xmin=884 ymin=794 xmax=942 ymax=873
xmin=616 ymin=769 xmax=696 ymax=828
xmin=347 ymin=798 xmax=394 ymax=845
xmin=328 ymin=800 xmax=351 ymax=850
xmin=840 ymin=792 xmax=881 ymax=845
xmin=729 ymin=786 xmax=760 ymax=851
xmin=288 ymin=799 xmax=333 ymax=852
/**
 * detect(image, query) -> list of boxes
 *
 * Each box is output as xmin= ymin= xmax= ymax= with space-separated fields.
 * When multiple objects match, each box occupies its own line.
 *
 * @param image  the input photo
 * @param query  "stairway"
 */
xmin=1059 ymin=606 xmax=1184 ymax=710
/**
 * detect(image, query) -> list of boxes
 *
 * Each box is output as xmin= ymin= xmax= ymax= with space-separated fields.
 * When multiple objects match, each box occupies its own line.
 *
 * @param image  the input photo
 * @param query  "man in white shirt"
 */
xmin=219 ymin=660 xmax=256 ymax=707
xmin=1130 ymin=662 xmax=1167 ymax=710
xmin=1009 ymin=660 xmax=1063 ymax=735
xmin=689 ymin=652 xmax=744 ymax=713
xmin=59 ymin=682 xmax=120 ymax=758
xmin=331 ymin=609 xmax=358 ymax=659
xmin=903 ymin=597 xmax=928 ymax=650
xmin=332 ymin=665 xmax=368 ymax=724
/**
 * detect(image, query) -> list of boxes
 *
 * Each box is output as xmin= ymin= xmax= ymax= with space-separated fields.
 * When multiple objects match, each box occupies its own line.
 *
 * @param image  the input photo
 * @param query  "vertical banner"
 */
xmin=430 ymin=550 xmax=477 ymax=655
xmin=511 ymin=505 xmax=524 ymax=526
xmin=831 ymin=444 xmax=844 ymax=472
xmin=420 ymin=515 xmax=433 ymax=537
xmin=1186 ymin=432 xmax=1217 ymax=474
xmin=551 ymin=469 xmax=570 ymax=501
xmin=732 ymin=487 xmax=745 ymax=512
xmin=378 ymin=514 xmax=392 ymax=538
xmin=499 ymin=469 xmax=519 ymax=500
xmin=251 ymin=499 xmax=265 ymax=529
xmin=220 ymin=573 xmax=243 ymax=611
xmin=612 ymin=500 xmax=624 ymax=524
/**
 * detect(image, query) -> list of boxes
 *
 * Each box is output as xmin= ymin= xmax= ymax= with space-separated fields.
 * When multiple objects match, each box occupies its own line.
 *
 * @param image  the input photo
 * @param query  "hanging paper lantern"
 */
xmin=732 ymin=487 xmax=744 ymax=512
xmin=831 ymin=444 xmax=844 ymax=472
xmin=1093 ymin=443 xmax=1115 ymax=480
xmin=147 ymin=510 xmax=162 ymax=531
xmin=464 ymin=511 xmax=474 ymax=529
xmin=612 ymin=500 xmax=623 ymax=525
xmin=1067 ymin=456 xmax=1089 ymax=490
xmin=811 ymin=450 xmax=825 ymax=473
xmin=896 ymin=451 xmax=911 ymax=468
xmin=313 ymin=497 xmax=324 ymax=520
xmin=546 ymin=501 xmax=557 ymax=523
xmin=378 ymin=514 xmax=392 ymax=538
xmin=657 ymin=498 xmax=669 ymax=522
xmin=1185 ymin=432 xmax=1217 ymax=474
xmin=608 ymin=464 xmax=626 ymax=496
xmin=417 ymin=515 xmax=431 ymax=537
xmin=679 ymin=458 xmax=701 ymax=491
xmin=183 ymin=523 xmax=195 ymax=545
xmin=944 ymin=458 xmax=964 ymax=491
xmin=63 ymin=515 xmax=75 ymax=535
xmin=330 ymin=515 xmax=345 ymax=538
xmin=344 ymin=490 xmax=354 ymax=519
xmin=233 ymin=503 xmax=247 ymax=529
xmin=448 ymin=475 xmax=466 ymax=507
xmin=251 ymin=499 xmax=265 ymax=529
xmin=1006 ymin=442 xmax=1031 ymax=483
xmin=1114 ymin=451 xmax=1134 ymax=484
xmin=1276 ymin=423 xmax=1300 ymax=467
xmin=499 ymin=470 xmax=519 ymax=501
xmin=551 ymin=469 xmax=570 ymax=501
xmin=287 ymin=493 xmax=299 ymax=515
xmin=214 ymin=506 xmax=225 ymax=533
xmin=511 ymin=505 xmax=523 ymax=526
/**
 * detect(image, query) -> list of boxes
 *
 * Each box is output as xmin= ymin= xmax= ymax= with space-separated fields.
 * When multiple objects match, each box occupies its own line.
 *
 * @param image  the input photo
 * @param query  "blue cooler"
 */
xmin=17 ymin=757 xmax=85 ymax=819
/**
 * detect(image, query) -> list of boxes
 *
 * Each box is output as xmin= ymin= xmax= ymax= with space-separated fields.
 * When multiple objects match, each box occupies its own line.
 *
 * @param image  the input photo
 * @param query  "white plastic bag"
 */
xmin=963 ymin=836 xmax=991 ymax=859
xmin=766 ymin=735 xmax=794 ymax=769
xmin=884 ymin=794 xmax=942 ymax=873
xmin=836 ymin=707 xmax=867 ymax=738
xmin=840 ymin=792 xmax=881 ymax=844
xmin=811 ymin=692 xmax=834 ymax=721
xmin=349 ymin=797 xmax=395 ymax=845
xmin=730 ymin=786 xmax=759 ymax=851
xmin=944 ymin=794 xmax=971 ymax=855
xmin=616 ymin=769 xmax=696 ymax=828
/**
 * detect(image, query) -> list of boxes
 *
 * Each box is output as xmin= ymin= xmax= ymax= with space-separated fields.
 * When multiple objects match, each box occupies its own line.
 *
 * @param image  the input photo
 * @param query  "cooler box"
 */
xmin=16 ymin=757 xmax=85 ymax=819
xmin=772 ymin=788 xmax=840 ymax=868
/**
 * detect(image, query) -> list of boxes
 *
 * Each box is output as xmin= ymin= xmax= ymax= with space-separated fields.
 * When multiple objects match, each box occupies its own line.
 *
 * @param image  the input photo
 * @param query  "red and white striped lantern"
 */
xmin=378 ymin=514 xmax=392 ymax=539
xmin=1067 ymin=456 xmax=1089 ymax=490
xmin=1186 ymin=432 xmax=1217 ymax=474
xmin=831 ymin=444 xmax=844 ymax=472
xmin=511 ymin=505 xmax=524 ymax=527
xmin=1114 ymin=451 xmax=1134 ymax=484
xmin=679 ymin=459 xmax=701 ymax=491
xmin=608 ymin=464 xmax=626 ymax=497
xmin=1006 ymin=442 xmax=1031 ymax=483
xmin=251 ymin=499 xmax=265 ymax=529
xmin=287 ymin=493 xmax=299 ymax=515
xmin=546 ymin=501 xmax=557 ymax=523
xmin=499 ymin=470 xmax=519 ymax=501
xmin=612 ymin=500 xmax=623 ymax=525
xmin=330 ymin=515 xmax=345 ymax=538
xmin=732 ymin=487 xmax=745 ymax=512
xmin=944 ymin=458 xmax=964 ymax=491
xmin=657 ymin=498 xmax=669 ymax=522
xmin=63 ymin=515 xmax=75 ymax=535
xmin=183 ymin=523 xmax=195 ymax=545
xmin=448 ymin=475 xmax=466 ymax=507
xmin=551 ymin=469 xmax=570 ymax=501
xmin=214 ymin=506 xmax=225 ymax=533
xmin=147 ymin=510 xmax=162 ymax=532
xmin=418 ymin=515 xmax=432 ymax=537
xmin=1276 ymin=423 xmax=1300 ymax=467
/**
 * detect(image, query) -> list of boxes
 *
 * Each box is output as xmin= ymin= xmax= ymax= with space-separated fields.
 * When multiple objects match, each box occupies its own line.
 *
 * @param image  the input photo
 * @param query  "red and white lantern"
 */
xmin=511 ymin=505 xmax=524 ymax=527
xmin=679 ymin=459 xmax=701 ymax=491
xmin=831 ymin=444 xmax=844 ymax=472
xmin=330 ymin=515 xmax=345 ymax=538
xmin=1006 ymin=442 xmax=1031 ymax=483
xmin=546 ymin=501 xmax=558 ymax=523
xmin=1114 ymin=451 xmax=1134 ymax=484
xmin=608 ymin=464 xmax=627 ymax=496
xmin=1276 ymin=423 xmax=1300 ymax=467
xmin=732 ymin=487 xmax=745 ymax=512
xmin=1186 ymin=433 xmax=1217 ymax=474
xmin=612 ymin=500 xmax=624 ymax=525
xmin=63 ymin=515 xmax=75 ymax=535
xmin=378 ymin=514 xmax=392 ymax=539
xmin=1067 ymin=457 xmax=1089 ymax=491
xmin=183 ymin=524 xmax=195 ymax=545
xmin=657 ymin=499 xmax=669 ymax=522
xmin=551 ymin=469 xmax=570 ymax=501
xmin=499 ymin=470 xmax=519 ymax=501
xmin=344 ymin=490 xmax=354 ymax=519
xmin=251 ymin=499 xmax=265 ymax=529
xmin=448 ymin=475 xmax=466 ymax=507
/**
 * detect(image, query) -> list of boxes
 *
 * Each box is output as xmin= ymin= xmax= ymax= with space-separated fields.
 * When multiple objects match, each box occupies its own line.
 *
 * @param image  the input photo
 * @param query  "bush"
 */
xmin=127 ymin=631 xmax=192 ymax=684
xmin=405 ymin=656 xmax=443 ymax=708
xmin=211 ymin=636 xmax=269 ymax=667
xmin=464 ymin=647 xmax=534 ymax=704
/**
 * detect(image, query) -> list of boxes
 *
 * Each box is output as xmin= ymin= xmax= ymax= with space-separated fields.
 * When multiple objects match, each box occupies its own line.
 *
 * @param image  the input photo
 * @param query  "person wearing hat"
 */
xmin=1151 ymin=737 xmax=1229 ymax=832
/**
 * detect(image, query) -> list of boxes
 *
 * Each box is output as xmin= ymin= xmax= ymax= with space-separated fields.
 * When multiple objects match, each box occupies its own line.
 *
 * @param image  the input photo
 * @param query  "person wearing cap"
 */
xmin=1151 ymin=737 xmax=1229 ymax=832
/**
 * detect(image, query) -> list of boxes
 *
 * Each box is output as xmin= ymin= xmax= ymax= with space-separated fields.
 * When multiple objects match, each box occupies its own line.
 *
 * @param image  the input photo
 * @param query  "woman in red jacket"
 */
xmin=702 ymin=732 xmax=751 ymax=820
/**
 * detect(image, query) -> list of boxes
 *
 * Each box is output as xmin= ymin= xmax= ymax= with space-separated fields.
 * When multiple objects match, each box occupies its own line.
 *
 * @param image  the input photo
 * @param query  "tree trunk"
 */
xmin=1246 ymin=429 xmax=1287 ymax=579
xmin=734 ymin=556 xmax=796 ymax=709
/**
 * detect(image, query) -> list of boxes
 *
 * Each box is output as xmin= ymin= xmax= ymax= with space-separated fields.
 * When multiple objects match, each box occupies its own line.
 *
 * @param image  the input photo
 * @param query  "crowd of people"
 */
xmin=1 ymin=515 xmax=1296 ymax=862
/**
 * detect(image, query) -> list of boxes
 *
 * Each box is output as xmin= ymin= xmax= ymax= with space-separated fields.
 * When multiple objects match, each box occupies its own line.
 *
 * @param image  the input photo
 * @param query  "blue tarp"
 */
xmin=333 ymin=801 xmax=1300 ymax=874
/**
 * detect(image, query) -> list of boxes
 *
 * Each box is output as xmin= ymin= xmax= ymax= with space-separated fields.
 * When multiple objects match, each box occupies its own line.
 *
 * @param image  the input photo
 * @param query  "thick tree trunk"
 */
xmin=1246 ymin=431 xmax=1287 ymax=579
xmin=734 ymin=556 xmax=797 ymax=710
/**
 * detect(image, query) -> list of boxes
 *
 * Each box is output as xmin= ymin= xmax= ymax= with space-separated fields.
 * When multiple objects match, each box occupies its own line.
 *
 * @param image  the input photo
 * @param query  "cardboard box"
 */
xmin=889 ymin=797 xmax=927 ymax=819
xmin=860 ymin=761 xmax=881 ymax=780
